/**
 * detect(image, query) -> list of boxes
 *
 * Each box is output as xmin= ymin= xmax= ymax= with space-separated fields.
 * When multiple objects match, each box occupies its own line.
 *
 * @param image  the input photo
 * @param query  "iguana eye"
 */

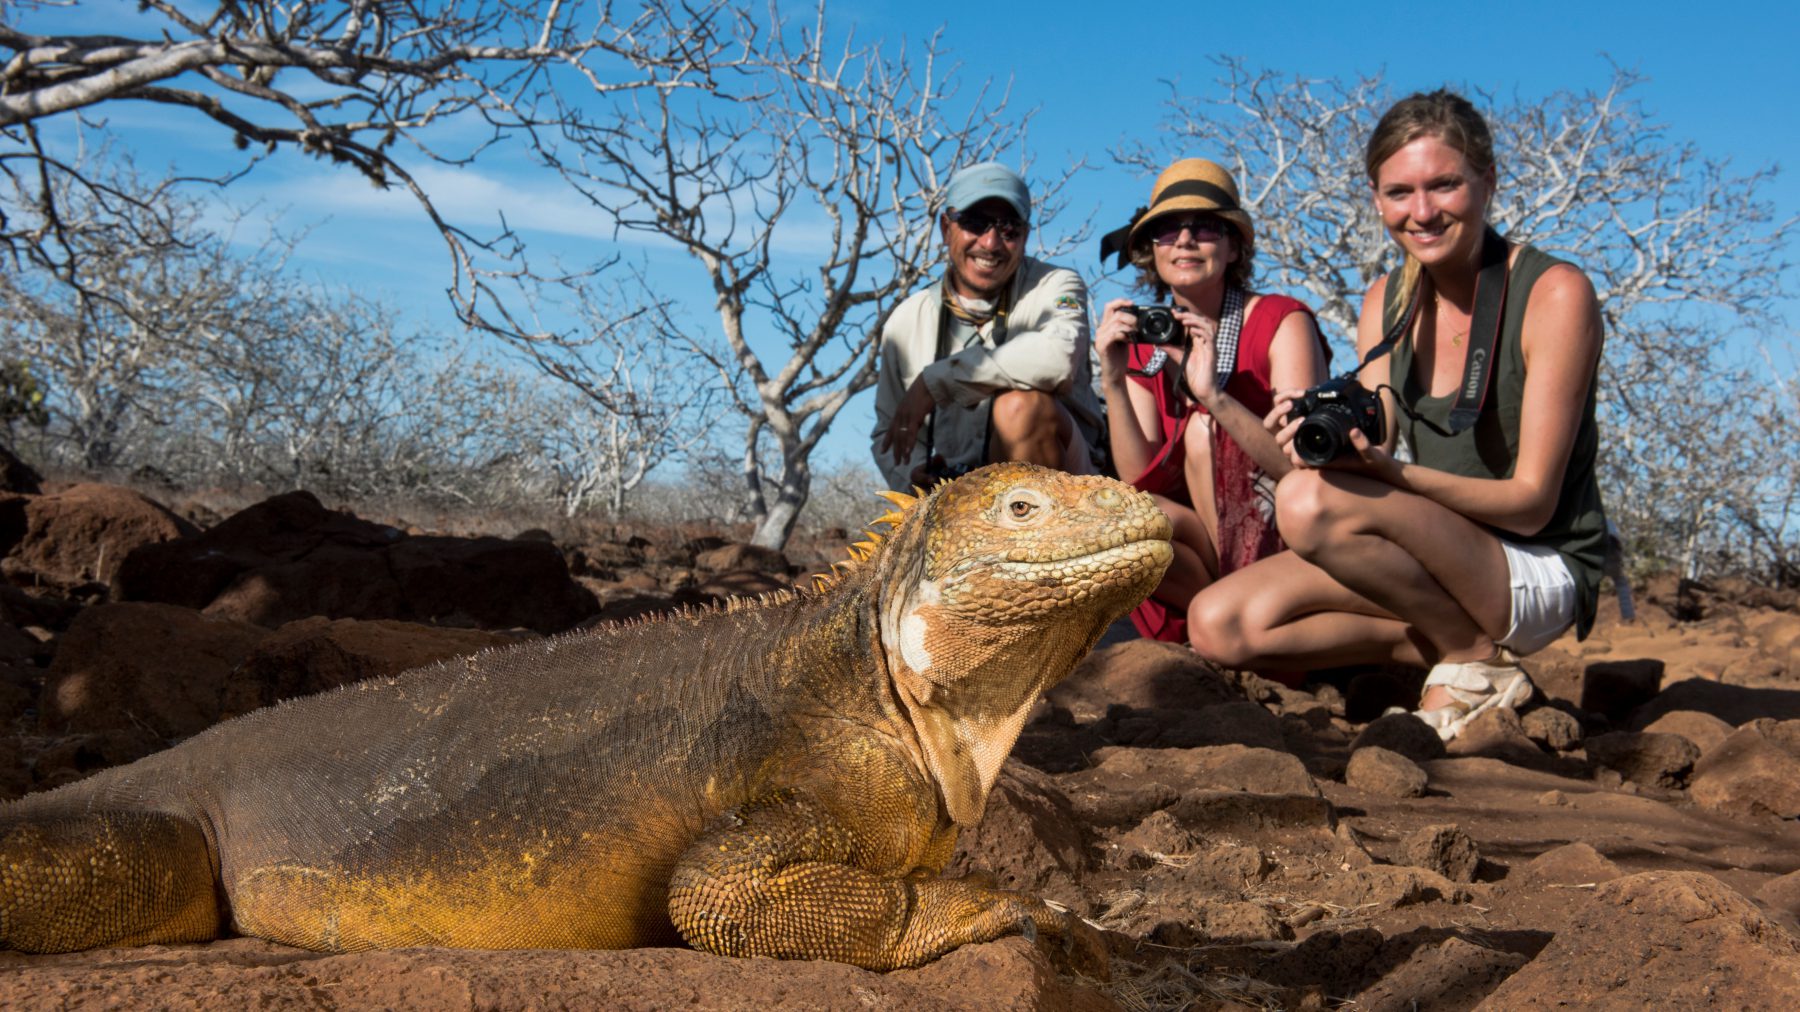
xmin=998 ymin=487 xmax=1047 ymax=523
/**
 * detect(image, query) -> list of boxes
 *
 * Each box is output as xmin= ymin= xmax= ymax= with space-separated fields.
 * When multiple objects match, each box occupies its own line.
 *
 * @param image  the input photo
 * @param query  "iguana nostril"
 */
xmin=1094 ymin=488 xmax=1121 ymax=510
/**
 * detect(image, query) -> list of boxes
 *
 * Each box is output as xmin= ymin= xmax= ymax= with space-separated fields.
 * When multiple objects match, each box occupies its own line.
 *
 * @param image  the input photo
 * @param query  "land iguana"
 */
xmin=0 ymin=463 xmax=1172 ymax=969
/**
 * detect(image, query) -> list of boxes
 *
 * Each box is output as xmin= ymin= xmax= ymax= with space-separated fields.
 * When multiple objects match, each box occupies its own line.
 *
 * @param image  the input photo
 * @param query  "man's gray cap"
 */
xmin=943 ymin=162 xmax=1031 ymax=223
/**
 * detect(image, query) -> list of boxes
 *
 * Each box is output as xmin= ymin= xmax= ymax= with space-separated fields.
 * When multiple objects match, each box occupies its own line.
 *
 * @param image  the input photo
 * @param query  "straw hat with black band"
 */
xmin=1098 ymin=158 xmax=1255 ymax=271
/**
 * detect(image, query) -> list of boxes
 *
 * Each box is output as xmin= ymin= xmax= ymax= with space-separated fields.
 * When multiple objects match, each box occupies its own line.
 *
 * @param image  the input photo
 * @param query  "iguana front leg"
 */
xmin=666 ymin=788 xmax=1102 ymax=972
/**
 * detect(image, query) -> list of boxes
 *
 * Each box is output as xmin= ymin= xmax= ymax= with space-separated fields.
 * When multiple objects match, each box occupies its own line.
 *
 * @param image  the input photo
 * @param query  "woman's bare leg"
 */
xmin=1190 ymin=468 xmax=1516 ymax=709
xmin=1182 ymin=415 xmax=1220 ymax=557
xmin=1147 ymin=494 xmax=1217 ymax=612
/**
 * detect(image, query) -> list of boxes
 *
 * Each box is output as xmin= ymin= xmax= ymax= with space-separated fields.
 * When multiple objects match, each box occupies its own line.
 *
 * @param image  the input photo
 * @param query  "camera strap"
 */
xmin=1352 ymin=229 xmax=1511 ymax=436
xmin=1213 ymin=285 xmax=1246 ymax=388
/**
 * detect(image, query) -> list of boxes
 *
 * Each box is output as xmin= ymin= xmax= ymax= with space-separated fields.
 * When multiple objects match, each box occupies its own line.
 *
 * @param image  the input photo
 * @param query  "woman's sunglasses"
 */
xmin=1150 ymin=216 xmax=1233 ymax=246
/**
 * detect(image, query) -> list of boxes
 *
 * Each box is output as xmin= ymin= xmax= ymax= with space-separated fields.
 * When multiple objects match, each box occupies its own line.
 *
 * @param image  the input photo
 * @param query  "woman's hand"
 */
xmin=1174 ymin=306 xmax=1220 ymax=404
xmin=1095 ymin=299 xmax=1140 ymax=379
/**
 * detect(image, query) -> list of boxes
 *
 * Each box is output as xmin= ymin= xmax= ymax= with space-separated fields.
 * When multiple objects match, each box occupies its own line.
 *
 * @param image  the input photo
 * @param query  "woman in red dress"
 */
xmin=1095 ymin=158 xmax=1331 ymax=666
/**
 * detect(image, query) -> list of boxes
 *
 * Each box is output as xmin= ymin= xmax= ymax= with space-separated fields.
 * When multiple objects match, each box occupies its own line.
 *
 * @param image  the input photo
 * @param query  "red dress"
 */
xmin=1124 ymin=294 xmax=1325 ymax=645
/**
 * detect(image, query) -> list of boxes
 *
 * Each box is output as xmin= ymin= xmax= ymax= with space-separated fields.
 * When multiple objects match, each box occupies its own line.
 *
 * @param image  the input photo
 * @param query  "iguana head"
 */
xmin=865 ymin=463 xmax=1172 ymax=826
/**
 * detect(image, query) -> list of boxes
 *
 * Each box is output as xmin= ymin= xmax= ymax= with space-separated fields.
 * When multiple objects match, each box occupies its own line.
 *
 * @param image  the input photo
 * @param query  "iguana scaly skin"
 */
xmin=0 ymin=463 xmax=1171 ymax=969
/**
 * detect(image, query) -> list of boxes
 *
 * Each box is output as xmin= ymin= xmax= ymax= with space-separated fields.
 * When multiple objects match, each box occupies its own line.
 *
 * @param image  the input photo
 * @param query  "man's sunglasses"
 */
xmin=949 ymin=209 xmax=1028 ymax=242
xmin=1149 ymin=216 xmax=1234 ymax=246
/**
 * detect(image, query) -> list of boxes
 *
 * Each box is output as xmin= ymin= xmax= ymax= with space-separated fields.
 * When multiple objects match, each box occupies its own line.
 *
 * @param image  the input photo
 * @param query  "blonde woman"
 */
xmin=1188 ymin=91 xmax=1608 ymax=740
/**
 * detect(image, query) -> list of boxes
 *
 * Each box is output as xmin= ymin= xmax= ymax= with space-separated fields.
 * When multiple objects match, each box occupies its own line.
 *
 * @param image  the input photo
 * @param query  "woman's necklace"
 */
xmin=1434 ymin=291 xmax=1471 ymax=347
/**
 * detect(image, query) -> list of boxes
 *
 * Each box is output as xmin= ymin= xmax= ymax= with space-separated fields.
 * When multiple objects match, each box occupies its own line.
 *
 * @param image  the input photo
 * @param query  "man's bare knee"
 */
xmin=990 ymin=389 xmax=1061 ymax=436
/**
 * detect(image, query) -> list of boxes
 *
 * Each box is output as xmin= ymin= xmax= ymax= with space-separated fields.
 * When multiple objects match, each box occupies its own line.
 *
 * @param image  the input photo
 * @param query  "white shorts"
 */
xmin=1497 ymin=540 xmax=1576 ymax=655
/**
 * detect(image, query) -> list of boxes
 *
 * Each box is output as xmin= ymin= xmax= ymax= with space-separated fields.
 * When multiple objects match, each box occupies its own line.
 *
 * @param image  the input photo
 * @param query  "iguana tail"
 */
xmin=0 ymin=810 xmax=222 ymax=952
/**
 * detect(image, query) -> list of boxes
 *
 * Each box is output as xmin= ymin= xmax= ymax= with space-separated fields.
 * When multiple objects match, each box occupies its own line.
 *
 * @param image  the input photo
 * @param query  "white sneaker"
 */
xmin=1410 ymin=649 xmax=1534 ymax=742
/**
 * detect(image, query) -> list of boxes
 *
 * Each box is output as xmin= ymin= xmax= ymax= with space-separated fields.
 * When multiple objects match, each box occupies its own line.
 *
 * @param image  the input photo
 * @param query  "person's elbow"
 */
xmin=1497 ymin=485 xmax=1558 ymax=538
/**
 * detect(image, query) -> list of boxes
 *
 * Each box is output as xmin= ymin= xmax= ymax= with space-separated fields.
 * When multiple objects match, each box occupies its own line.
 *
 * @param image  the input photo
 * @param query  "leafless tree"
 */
xmin=0 ymin=0 xmax=745 ymax=337
xmin=531 ymin=2 xmax=1082 ymax=547
xmin=0 ymin=152 xmax=247 ymax=469
xmin=501 ymin=279 xmax=724 ymax=516
xmin=1123 ymin=61 xmax=1797 ymax=579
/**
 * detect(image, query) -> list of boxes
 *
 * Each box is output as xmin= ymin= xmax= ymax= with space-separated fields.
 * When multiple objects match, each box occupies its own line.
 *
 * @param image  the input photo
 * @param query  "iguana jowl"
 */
xmin=0 ymin=464 xmax=1171 ymax=968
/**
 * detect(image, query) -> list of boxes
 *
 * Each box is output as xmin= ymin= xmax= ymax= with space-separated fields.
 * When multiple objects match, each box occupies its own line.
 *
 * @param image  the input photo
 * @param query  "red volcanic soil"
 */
xmin=4 ymin=482 xmax=1800 ymax=1009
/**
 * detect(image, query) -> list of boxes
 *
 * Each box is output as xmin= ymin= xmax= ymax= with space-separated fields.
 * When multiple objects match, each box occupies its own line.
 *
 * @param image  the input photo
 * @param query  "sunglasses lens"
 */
xmin=1152 ymin=217 xmax=1229 ymax=244
xmin=955 ymin=211 xmax=1024 ymax=240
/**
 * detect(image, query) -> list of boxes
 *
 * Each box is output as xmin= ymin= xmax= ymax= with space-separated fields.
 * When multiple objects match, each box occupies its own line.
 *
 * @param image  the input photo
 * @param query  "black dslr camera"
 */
xmin=1288 ymin=377 xmax=1384 ymax=466
xmin=1129 ymin=305 xmax=1183 ymax=346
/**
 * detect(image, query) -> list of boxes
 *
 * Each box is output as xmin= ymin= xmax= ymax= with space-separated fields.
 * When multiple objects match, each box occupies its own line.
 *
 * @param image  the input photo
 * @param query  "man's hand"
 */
xmin=880 ymin=377 xmax=936 ymax=466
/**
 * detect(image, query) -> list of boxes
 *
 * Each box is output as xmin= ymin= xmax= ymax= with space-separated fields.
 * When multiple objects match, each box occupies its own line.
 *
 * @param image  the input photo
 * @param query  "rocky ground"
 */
xmin=3 ymin=477 xmax=1800 ymax=1009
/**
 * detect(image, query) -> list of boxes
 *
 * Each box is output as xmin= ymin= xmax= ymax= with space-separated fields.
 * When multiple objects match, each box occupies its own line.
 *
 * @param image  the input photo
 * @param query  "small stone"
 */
xmin=1640 ymin=710 xmax=1733 ymax=757
xmin=1522 ymin=706 xmax=1584 ymax=751
xmin=1518 ymin=841 xmax=1621 ymax=886
xmin=1344 ymin=745 xmax=1428 ymax=798
xmin=1538 ymin=789 xmax=1568 ymax=806
xmin=1401 ymin=824 xmax=1481 ymax=883
xmin=1350 ymin=712 xmax=1447 ymax=764
xmin=1585 ymin=731 xmax=1699 ymax=790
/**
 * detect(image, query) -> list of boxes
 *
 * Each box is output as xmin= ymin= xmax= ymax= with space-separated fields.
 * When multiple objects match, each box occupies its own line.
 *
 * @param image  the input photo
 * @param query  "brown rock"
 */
xmin=117 ymin=491 xmax=597 ymax=634
xmin=1521 ymin=645 xmax=1585 ymax=706
xmin=1753 ymin=870 xmax=1800 ymax=935
xmin=1108 ymin=808 xmax=1201 ymax=870
xmin=1344 ymin=745 xmax=1428 ymax=798
xmin=680 ymin=570 xmax=790 ymax=604
xmin=0 ymin=484 xmax=197 ymax=593
xmin=1641 ymin=709 xmax=1734 ymax=756
xmin=26 ymin=726 xmax=165 ymax=788
xmin=1049 ymin=638 xmax=1238 ymax=723
xmin=1201 ymin=902 xmax=1291 ymax=943
xmin=1522 ymin=705 xmax=1584 ymax=751
xmin=1116 ymin=699 xmax=1285 ymax=751
xmin=948 ymin=762 xmax=1090 ymax=907
xmin=1352 ymin=935 xmax=1530 ymax=1012
xmin=1314 ymin=865 xmax=1467 ymax=910
xmin=1400 ymin=824 xmax=1480 ymax=883
xmin=1690 ymin=725 xmax=1800 ymax=818
xmin=1517 ymin=841 xmax=1623 ymax=886
xmin=1481 ymin=871 xmax=1800 ymax=1008
xmin=1584 ymin=730 xmax=1699 ymax=789
xmin=384 ymin=535 xmax=597 ymax=633
xmin=1350 ymin=712 xmax=1447 ymax=763
xmin=219 ymin=617 xmax=519 ymax=718
xmin=1445 ymin=705 xmax=1543 ymax=762
xmin=38 ymin=602 xmax=267 ymax=740
xmin=116 ymin=490 xmax=405 ymax=608
xmin=693 ymin=543 xmax=790 ymax=575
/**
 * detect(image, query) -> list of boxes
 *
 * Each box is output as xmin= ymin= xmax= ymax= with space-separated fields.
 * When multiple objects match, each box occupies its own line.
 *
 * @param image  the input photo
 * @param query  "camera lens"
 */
xmin=1294 ymin=406 xmax=1352 ymax=467
xmin=1141 ymin=309 xmax=1175 ymax=343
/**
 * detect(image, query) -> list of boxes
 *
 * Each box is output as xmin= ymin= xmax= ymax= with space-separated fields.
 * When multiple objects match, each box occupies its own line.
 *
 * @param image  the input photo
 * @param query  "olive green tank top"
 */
xmin=1384 ymin=243 xmax=1608 ymax=639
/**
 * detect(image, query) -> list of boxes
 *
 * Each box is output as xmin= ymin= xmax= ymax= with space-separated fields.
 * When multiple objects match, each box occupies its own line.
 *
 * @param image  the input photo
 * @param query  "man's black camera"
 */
xmin=1288 ymin=377 xmax=1384 ymax=466
xmin=1130 ymin=305 xmax=1182 ymax=346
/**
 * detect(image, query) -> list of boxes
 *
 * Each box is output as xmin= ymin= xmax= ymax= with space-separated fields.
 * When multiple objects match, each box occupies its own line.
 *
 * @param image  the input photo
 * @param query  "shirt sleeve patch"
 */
xmin=1054 ymin=294 xmax=1081 ymax=312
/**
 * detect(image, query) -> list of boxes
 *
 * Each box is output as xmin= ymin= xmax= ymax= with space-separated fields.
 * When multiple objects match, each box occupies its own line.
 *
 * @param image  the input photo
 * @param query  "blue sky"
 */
xmin=15 ymin=0 xmax=1798 ymax=472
